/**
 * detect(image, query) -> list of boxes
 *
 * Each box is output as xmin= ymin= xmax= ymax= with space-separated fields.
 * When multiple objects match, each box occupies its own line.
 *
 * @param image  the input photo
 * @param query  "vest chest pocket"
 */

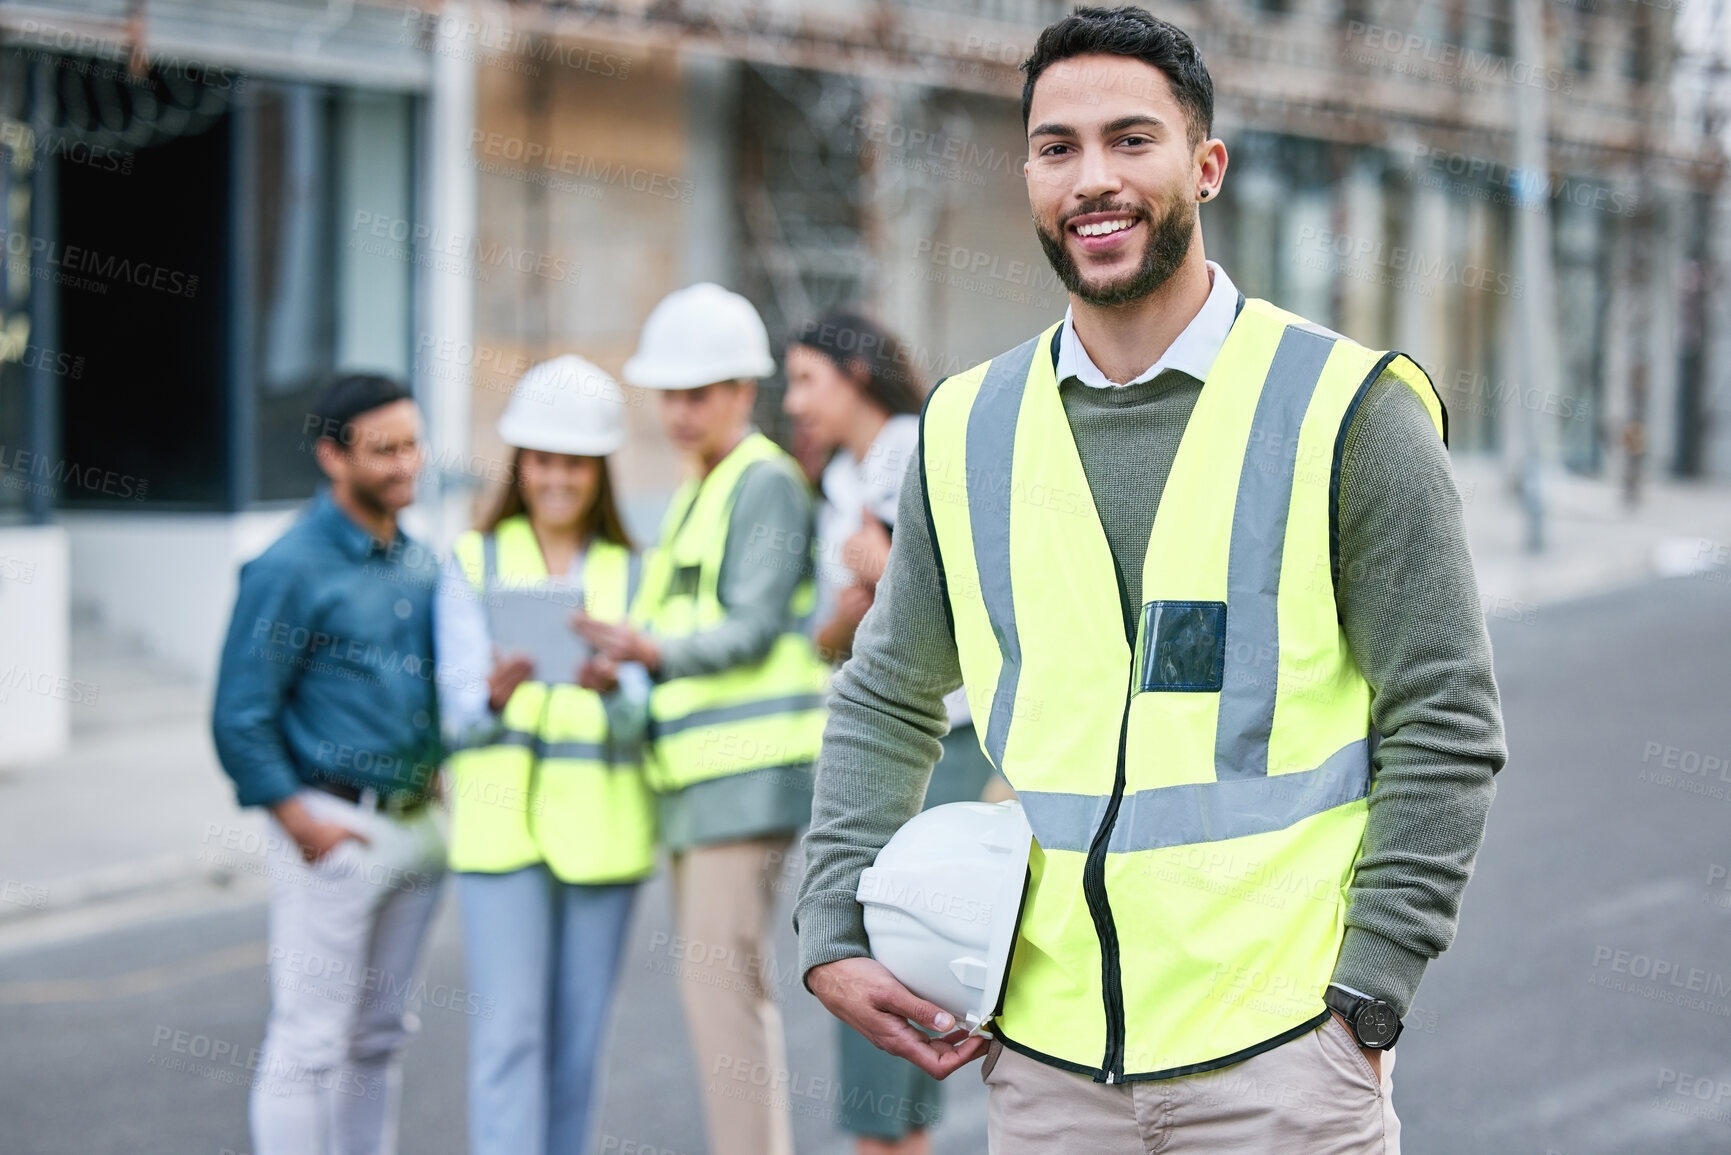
xmin=668 ymin=564 xmax=702 ymax=599
xmin=1133 ymin=601 xmax=1227 ymax=693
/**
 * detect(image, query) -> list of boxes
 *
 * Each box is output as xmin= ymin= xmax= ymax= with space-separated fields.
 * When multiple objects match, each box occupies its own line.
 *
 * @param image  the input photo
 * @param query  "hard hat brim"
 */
xmin=496 ymin=418 xmax=625 ymax=458
xmin=621 ymin=353 xmax=778 ymax=390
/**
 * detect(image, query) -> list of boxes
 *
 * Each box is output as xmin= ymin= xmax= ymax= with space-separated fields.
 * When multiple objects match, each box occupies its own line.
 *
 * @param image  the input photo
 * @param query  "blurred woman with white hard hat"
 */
xmin=435 ymin=354 xmax=654 ymax=1155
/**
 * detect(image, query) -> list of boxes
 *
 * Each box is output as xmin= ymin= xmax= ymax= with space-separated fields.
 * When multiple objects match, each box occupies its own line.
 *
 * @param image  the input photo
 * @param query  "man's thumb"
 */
xmin=882 ymin=983 xmax=955 ymax=1033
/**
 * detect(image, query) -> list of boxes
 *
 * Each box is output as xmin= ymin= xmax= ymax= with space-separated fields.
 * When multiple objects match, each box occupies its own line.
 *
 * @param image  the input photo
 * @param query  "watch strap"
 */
xmin=1323 ymin=984 xmax=1364 ymax=1022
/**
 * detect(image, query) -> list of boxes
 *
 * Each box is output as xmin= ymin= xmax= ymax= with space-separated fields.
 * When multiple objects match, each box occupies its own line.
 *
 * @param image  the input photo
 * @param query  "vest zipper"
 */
xmin=1083 ymin=550 xmax=1138 ymax=1083
xmin=1084 ymin=686 xmax=1132 ymax=1083
xmin=524 ymin=691 xmax=554 ymax=854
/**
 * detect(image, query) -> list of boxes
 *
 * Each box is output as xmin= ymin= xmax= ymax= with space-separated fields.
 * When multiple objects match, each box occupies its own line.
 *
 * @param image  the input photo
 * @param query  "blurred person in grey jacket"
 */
xmin=577 ymin=283 xmax=827 ymax=1155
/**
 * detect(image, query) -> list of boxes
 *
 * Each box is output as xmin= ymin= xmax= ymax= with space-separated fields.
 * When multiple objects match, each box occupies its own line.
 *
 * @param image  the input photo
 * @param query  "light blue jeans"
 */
xmin=457 ymin=866 xmax=638 ymax=1155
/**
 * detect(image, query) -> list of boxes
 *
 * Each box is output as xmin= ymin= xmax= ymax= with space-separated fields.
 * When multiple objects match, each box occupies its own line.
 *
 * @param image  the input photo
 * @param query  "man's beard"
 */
xmin=345 ymin=469 xmax=402 ymax=520
xmin=1035 ymin=194 xmax=1195 ymax=308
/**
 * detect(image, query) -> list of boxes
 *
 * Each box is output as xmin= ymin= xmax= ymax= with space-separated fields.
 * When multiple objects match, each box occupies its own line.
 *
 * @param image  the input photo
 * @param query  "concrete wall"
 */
xmin=63 ymin=510 xmax=299 ymax=687
xmin=459 ymin=38 xmax=694 ymax=526
xmin=0 ymin=526 xmax=70 ymax=765
xmin=870 ymin=91 xmax=1060 ymax=375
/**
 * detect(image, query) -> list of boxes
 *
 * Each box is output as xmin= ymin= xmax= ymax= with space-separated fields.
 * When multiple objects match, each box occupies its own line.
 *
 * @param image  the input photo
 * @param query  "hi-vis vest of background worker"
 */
xmin=447 ymin=518 xmax=656 ymax=883
xmin=921 ymin=297 xmax=1446 ymax=1082
xmin=630 ymin=432 xmax=829 ymax=794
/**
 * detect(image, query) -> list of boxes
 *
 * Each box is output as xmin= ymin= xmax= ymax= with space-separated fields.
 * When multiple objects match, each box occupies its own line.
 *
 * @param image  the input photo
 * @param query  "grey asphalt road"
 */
xmin=0 ymin=835 xmax=988 ymax=1155
xmin=1398 ymin=572 xmax=1731 ymax=1155
xmin=1 ymin=574 xmax=1727 ymax=1154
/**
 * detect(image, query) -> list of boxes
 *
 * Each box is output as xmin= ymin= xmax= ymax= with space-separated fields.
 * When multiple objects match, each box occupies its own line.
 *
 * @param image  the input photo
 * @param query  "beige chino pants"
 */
xmin=983 ymin=1016 xmax=1399 ymax=1154
xmin=669 ymin=836 xmax=796 ymax=1155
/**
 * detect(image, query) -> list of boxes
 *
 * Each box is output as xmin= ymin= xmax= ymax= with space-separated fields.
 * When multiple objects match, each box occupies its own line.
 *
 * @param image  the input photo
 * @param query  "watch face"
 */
xmin=1356 ymin=1002 xmax=1400 ymax=1048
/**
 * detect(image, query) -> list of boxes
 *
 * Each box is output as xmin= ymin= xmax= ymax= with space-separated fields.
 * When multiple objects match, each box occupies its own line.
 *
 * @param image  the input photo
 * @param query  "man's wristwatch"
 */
xmin=1325 ymin=985 xmax=1403 ymax=1050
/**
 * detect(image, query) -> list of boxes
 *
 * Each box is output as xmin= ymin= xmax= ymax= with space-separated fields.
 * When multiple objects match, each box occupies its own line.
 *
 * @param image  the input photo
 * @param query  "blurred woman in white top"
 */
xmin=782 ymin=312 xmax=998 ymax=1155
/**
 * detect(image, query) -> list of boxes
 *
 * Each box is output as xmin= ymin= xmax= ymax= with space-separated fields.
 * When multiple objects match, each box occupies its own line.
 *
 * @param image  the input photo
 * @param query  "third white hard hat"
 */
xmin=497 ymin=354 xmax=627 ymax=456
xmin=857 ymin=800 xmax=1033 ymax=1034
xmin=622 ymin=282 xmax=777 ymax=390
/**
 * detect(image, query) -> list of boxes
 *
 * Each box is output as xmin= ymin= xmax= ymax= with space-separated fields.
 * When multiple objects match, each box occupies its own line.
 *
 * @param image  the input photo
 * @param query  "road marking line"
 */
xmin=0 ymin=940 xmax=265 ymax=1004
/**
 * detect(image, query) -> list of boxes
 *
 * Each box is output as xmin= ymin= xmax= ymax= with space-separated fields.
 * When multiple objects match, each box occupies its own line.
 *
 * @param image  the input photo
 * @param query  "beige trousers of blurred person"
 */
xmin=670 ymin=836 xmax=797 ymax=1155
xmin=982 ymin=1015 xmax=1399 ymax=1153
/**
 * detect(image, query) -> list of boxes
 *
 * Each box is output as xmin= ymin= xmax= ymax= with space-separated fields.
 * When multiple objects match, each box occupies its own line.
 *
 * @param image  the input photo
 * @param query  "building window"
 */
xmin=247 ymin=84 xmax=416 ymax=504
xmin=0 ymin=61 xmax=34 ymax=524
xmin=1461 ymin=0 xmax=1513 ymax=61
xmin=1557 ymin=4 xmax=1594 ymax=75
xmin=734 ymin=64 xmax=868 ymax=447
xmin=0 ymin=53 xmax=415 ymax=513
xmin=1553 ymin=193 xmax=1609 ymax=473
xmin=11 ymin=51 xmax=235 ymax=511
xmin=1623 ymin=6 xmax=1653 ymax=85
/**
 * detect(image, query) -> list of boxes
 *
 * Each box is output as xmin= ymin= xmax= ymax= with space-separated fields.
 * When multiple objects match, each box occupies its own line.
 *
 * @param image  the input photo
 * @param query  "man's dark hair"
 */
xmin=310 ymin=374 xmax=413 ymax=450
xmin=1021 ymin=6 xmax=1214 ymax=147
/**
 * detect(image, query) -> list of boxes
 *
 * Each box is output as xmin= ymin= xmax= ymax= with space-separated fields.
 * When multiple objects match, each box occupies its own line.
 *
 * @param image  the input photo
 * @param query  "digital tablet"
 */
xmin=484 ymin=586 xmax=591 ymax=685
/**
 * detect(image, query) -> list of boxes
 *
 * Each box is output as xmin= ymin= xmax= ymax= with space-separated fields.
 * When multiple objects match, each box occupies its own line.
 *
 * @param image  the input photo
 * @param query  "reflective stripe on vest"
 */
xmin=922 ymin=298 xmax=1444 ymax=1081
xmin=446 ymin=518 xmax=656 ymax=883
xmin=630 ymin=432 xmax=829 ymax=793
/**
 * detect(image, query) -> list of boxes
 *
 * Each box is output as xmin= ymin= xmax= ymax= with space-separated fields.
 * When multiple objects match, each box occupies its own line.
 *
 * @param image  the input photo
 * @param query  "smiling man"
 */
xmin=213 ymin=374 xmax=446 ymax=1155
xmin=795 ymin=7 xmax=1505 ymax=1152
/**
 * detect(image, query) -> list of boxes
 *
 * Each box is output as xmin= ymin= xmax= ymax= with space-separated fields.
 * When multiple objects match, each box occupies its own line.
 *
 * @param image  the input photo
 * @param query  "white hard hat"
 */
xmin=622 ymin=282 xmax=777 ymax=390
xmin=857 ymin=800 xmax=1033 ymax=1034
xmin=497 ymin=355 xmax=626 ymax=456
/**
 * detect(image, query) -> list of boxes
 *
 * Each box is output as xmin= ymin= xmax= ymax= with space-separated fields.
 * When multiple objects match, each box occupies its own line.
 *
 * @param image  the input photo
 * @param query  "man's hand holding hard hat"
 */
xmin=807 ymin=958 xmax=990 ymax=1080
xmin=811 ymin=799 xmax=1033 ymax=1078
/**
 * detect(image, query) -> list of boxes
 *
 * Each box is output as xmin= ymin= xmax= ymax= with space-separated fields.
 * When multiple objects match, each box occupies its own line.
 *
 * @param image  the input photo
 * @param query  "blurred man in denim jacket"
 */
xmin=212 ymin=374 xmax=446 ymax=1155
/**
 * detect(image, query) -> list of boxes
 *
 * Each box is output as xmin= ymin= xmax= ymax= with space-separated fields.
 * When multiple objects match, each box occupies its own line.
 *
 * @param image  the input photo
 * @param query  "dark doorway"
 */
xmin=57 ymin=115 xmax=230 ymax=507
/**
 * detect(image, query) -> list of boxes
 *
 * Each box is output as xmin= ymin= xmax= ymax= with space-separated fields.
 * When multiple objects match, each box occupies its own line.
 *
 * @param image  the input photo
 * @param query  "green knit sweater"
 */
xmin=792 ymin=363 xmax=1506 ymax=1019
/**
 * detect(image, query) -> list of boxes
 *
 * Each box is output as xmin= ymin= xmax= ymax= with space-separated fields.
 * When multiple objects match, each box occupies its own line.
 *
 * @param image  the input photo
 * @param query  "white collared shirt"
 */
xmin=1056 ymin=260 xmax=1241 ymax=389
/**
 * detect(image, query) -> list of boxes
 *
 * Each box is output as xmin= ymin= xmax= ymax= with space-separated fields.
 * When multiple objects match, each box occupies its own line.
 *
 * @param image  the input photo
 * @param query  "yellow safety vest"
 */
xmin=921 ymin=299 xmax=1445 ymax=1081
xmin=630 ymin=432 xmax=829 ymax=793
xmin=446 ymin=518 xmax=656 ymax=883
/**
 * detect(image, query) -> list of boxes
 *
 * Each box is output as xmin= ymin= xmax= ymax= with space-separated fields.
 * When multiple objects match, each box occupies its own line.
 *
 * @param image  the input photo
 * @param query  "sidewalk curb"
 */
xmin=0 ymin=873 xmax=270 ymax=959
xmin=0 ymin=853 xmax=235 ymax=928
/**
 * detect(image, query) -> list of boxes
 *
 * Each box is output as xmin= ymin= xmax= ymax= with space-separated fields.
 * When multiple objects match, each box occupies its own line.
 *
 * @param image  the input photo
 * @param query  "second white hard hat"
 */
xmin=857 ymin=799 xmax=1033 ymax=1034
xmin=497 ymin=354 xmax=627 ymax=456
xmin=622 ymin=282 xmax=777 ymax=390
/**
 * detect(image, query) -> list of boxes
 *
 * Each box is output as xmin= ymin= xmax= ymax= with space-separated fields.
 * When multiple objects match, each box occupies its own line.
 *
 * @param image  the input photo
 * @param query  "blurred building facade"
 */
xmin=435 ymin=0 xmax=1727 ymax=482
xmin=0 ymin=0 xmax=1725 ymax=758
xmin=0 ymin=0 xmax=451 ymax=756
